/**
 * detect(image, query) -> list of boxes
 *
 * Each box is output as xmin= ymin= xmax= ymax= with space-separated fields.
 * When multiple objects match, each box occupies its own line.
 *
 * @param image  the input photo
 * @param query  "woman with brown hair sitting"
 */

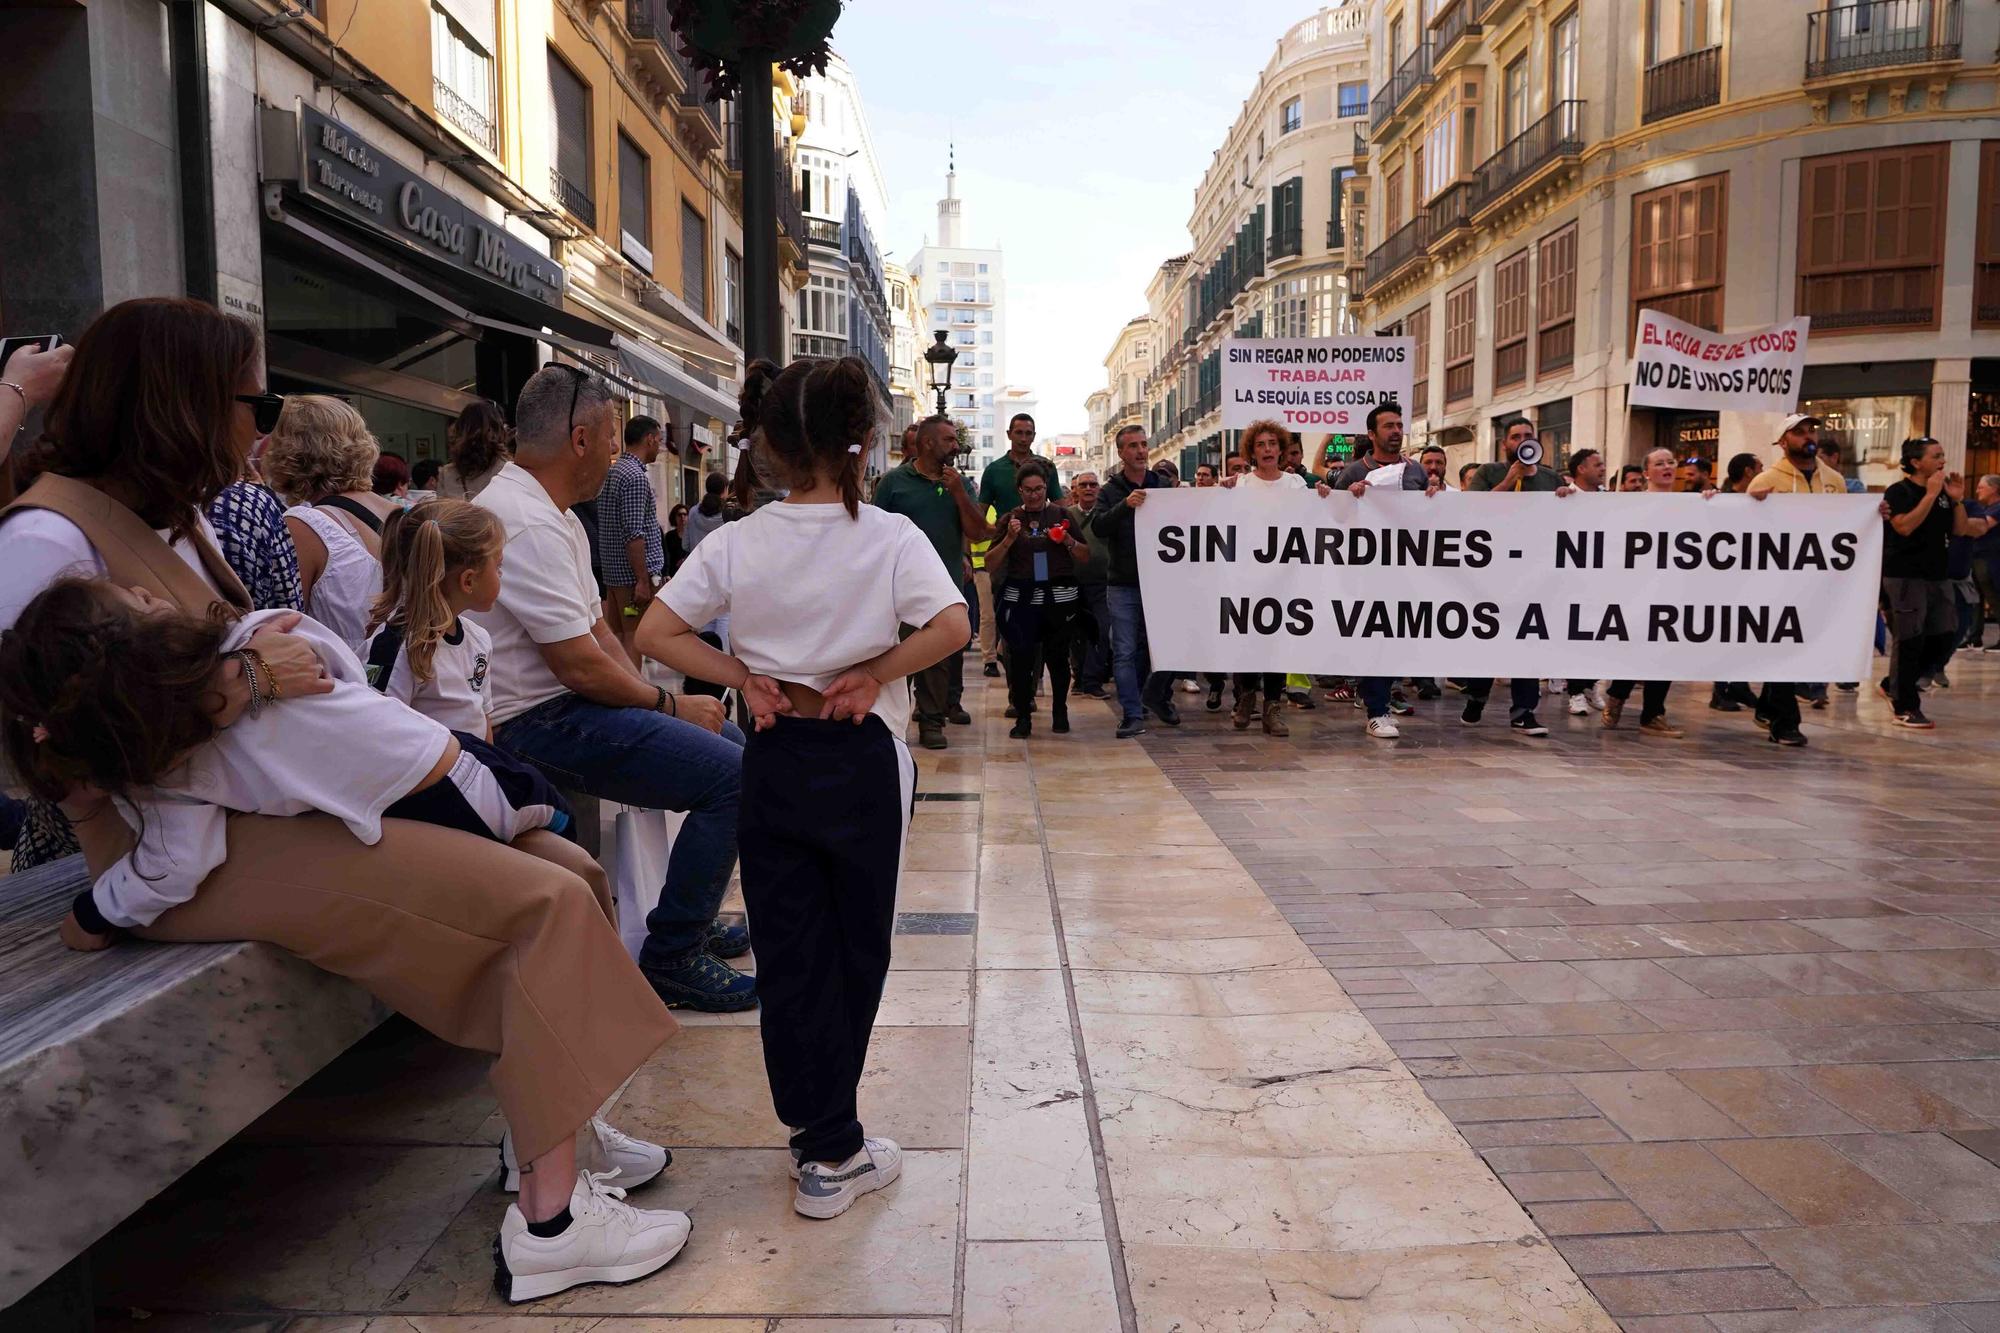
xmin=0 ymin=298 xmax=687 ymax=1303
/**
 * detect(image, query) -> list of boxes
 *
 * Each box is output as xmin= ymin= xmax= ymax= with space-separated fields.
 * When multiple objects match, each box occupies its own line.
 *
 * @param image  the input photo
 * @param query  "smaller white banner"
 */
xmin=1629 ymin=311 xmax=1809 ymax=414
xmin=1223 ymin=337 xmax=1416 ymax=434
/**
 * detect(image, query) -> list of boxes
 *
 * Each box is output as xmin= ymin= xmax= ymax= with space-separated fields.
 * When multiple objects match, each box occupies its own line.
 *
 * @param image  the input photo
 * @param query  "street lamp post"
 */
xmin=923 ymin=330 xmax=958 ymax=417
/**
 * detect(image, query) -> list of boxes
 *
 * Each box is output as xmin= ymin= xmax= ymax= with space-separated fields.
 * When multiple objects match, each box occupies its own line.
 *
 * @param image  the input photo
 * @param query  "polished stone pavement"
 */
xmin=83 ymin=651 xmax=2000 ymax=1331
xmin=1141 ymin=657 xmax=2000 ymax=1332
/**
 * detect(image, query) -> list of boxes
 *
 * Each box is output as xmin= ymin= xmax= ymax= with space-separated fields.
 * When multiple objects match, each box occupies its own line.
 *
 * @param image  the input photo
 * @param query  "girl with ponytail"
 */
xmin=364 ymin=498 xmax=506 ymax=738
xmin=636 ymin=356 xmax=970 ymax=1222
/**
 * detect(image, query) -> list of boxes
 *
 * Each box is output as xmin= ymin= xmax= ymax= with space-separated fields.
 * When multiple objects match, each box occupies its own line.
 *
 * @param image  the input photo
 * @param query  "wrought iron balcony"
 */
xmin=1353 ymin=123 xmax=1370 ymax=161
xmin=1267 ymin=227 xmax=1304 ymax=262
xmin=1432 ymin=0 xmax=1482 ymax=64
xmin=433 ymin=78 xmax=495 ymax=153
xmin=1643 ymin=46 xmax=1722 ymax=123
xmin=1425 ymin=181 xmax=1473 ymax=242
xmin=677 ymin=85 xmax=724 ymax=154
xmin=805 ymin=217 xmax=842 ymax=247
xmin=1806 ymin=0 xmax=1960 ymax=80
xmin=1470 ymin=100 xmax=1584 ymax=217
xmin=1327 ymin=217 xmax=1347 ymax=252
xmin=1370 ymin=42 xmax=1434 ymax=138
xmin=626 ymin=0 xmax=690 ymax=97
xmin=550 ymin=167 xmax=596 ymax=230
xmin=1364 ymin=214 xmax=1431 ymax=291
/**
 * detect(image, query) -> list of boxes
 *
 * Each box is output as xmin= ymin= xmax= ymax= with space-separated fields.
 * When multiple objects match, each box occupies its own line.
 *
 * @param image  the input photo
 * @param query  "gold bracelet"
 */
xmin=246 ymin=648 xmax=280 ymax=701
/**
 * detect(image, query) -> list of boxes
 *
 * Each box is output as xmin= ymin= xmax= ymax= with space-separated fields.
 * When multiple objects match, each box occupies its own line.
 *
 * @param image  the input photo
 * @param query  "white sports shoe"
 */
xmin=496 ymin=1169 xmax=690 ymax=1303
xmin=1545 ymin=678 xmax=1567 ymax=695
xmin=501 ymin=1117 xmax=669 ymax=1193
xmin=1585 ymin=685 xmax=1609 ymax=712
xmin=1365 ymin=716 xmax=1401 ymax=740
xmin=1567 ymin=694 xmax=1590 ymax=716
xmin=794 ymin=1137 xmax=903 ymax=1219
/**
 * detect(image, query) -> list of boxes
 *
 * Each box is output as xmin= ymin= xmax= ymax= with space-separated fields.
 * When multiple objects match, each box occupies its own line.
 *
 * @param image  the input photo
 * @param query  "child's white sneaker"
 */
xmin=794 ymin=1138 xmax=902 ymax=1219
xmin=500 ymin=1117 xmax=669 ymax=1192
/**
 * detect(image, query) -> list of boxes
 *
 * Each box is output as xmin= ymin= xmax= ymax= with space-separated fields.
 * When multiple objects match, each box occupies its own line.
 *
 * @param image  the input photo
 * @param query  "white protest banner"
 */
xmin=1223 ymin=336 xmax=1414 ymax=434
xmin=1629 ymin=311 xmax=1809 ymax=414
xmin=1136 ymin=488 xmax=1881 ymax=681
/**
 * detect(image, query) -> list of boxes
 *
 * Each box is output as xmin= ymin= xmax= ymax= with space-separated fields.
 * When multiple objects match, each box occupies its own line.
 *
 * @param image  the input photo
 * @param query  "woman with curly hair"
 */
xmin=437 ymin=399 xmax=512 ymax=500
xmin=262 ymin=395 xmax=395 ymax=650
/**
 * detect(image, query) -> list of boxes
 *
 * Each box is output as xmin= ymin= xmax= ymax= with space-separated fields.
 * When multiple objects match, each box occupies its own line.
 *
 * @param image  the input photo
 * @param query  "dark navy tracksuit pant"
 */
xmin=740 ymin=714 xmax=914 ymax=1166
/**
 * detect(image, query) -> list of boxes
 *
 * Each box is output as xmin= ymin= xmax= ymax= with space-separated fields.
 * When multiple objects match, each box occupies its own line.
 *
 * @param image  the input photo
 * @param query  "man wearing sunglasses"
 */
xmin=476 ymin=364 xmax=755 ymax=1012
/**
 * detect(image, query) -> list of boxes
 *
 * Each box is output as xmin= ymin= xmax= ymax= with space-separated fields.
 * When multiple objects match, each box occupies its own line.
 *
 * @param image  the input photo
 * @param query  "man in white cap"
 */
xmin=1743 ymin=414 xmax=1842 ymax=745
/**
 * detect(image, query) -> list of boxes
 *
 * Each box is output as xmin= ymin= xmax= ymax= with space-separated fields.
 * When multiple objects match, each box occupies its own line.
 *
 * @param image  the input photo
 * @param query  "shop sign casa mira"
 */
xmin=288 ymin=105 xmax=565 ymax=306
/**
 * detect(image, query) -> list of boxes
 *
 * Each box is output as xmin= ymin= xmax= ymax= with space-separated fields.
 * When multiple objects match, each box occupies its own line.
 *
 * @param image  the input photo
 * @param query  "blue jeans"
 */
xmin=498 ymin=693 xmax=746 ymax=969
xmin=1359 ymin=677 xmax=1393 ymax=719
xmin=1107 ymin=585 xmax=1165 ymax=724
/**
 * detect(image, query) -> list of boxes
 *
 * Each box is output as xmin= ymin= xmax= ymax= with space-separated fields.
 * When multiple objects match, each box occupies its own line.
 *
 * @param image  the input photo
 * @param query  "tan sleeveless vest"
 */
xmin=1 ymin=473 xmax=251 ymax=614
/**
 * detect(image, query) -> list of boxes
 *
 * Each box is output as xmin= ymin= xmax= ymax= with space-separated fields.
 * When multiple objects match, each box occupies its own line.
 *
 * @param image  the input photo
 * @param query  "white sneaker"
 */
xmin=1545 ymin=678 xmax=1567 ymax=695
xmin=1567 ymin=694 xmax=1590 ymax=716
xmin=794 ymin=1137 xmax=903 ymax=1219
xmin=1585 ymin=685 xmax=1609 ymax=712
xmin=501 ymin=1117 xmax=670 ymax=1192
xmin=1365 ymin=716 xmax=1400 ymax=740
xmin=496 ymin=1170 xmax=690 ymax=1303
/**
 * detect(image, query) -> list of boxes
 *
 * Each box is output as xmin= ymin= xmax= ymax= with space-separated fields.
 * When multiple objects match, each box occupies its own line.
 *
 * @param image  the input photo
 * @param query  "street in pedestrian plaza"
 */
xmin=64 ymin=659 xmax=2000 ymax=1332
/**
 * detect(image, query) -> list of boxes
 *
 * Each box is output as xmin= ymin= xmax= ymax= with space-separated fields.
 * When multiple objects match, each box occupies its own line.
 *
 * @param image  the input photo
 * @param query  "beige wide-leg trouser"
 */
xmin=122 ymin=813 xmax=675 ymax=1163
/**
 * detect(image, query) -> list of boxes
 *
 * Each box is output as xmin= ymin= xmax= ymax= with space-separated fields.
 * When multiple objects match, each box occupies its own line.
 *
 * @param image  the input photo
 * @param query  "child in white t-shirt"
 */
xmin=637 ymin=357 xmax=968 ymax=1223
xmin=1 ymin=579 xmax=571 ymax=947
xmin=364 ymin=499 xmax=503 ymax=739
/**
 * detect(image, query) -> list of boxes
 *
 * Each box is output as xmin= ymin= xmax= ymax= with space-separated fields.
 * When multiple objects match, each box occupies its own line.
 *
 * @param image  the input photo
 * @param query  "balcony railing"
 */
xmin=550 ymin=166 xmax=595 ymax=229
xmin=1353 ymin=123 xmax=1371 ymax=160
xmin=1432 ymin=0 xmax=1480 ymax=61
xmin=1328 ymin=217 xmax=1348 ymax=251
xmin=433 ymin=77 xmax=496 ymax=152
xmin=1370 ymin=42 xmax=1434 ymax=135
xmin=805 ymin=216 xmax=842 ymax=247
xmin=626 ymin=0 xmax=690 ymax=96
xmin=1426 ymin=181 xmax=1473 ymax=239
xmin=1364 ymin=214 xmax=1432 ymax=290
xmin=1643 ymin=46 xmax=1722 ymax=123
xmin=1267 ymin=227 xmax=1304 ymax=262
xmin=1806 ymin=0 xmax=1960 ymax=80
xmin=1471 ymin=100 xmax=1584 ymax=215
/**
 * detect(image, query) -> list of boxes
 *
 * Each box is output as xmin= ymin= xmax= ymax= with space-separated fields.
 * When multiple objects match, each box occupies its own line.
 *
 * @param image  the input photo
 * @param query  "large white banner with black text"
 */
xmin=1136 ymin=489 xmax=1882 ymax=681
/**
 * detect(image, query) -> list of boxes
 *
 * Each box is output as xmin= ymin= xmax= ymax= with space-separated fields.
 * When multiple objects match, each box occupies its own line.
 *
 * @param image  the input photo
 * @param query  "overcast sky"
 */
xmin=831 ymin=1 xmax=1308 ymax=434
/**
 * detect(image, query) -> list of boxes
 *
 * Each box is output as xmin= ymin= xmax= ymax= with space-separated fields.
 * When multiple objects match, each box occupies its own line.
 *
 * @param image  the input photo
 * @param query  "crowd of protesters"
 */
xmin=2 ymin=298 xmax=1994 ymax=1307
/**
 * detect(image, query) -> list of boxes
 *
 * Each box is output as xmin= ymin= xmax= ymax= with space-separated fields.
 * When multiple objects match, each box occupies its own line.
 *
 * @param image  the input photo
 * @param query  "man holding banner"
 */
xmin=1324 ymin=404 xmax=1429 ymax=739
xmin=1093 ymin=423 xmax=1176 ymax=739
xmin=1745 ymin=413 xmax=1844 ymax=745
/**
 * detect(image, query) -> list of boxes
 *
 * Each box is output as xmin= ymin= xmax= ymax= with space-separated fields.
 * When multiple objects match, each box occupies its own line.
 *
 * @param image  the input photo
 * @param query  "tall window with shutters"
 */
xmin=1385 ymin=167 xmax=1406 ymax=234
xmin=1796 ymin=143 xmax=1946 ymax=334
xmin=1444 ymin=280 xmax=1477 ymax=407
xmin=1493 ymin=249 xmax=1530 ymax=390
xmin=1631 ymin=174 xmax=1727 ymax=335
xmin=1977 ymin=143 xmax=2000 ymax=329
xmin=681 ymin=202 xmax=708 ymax=321
xmin=617 ymin=133 xmax=651 ymax=272
xmin=1537 ymin=223 xmax=1578 ymax=376
xmin=547 ymin=52 xmax=593 ymax=227
xmin=1270 ymin=177 xmax=1304 ymax=259
xmin=1409 ymin=304 xmax=1432 ymax=419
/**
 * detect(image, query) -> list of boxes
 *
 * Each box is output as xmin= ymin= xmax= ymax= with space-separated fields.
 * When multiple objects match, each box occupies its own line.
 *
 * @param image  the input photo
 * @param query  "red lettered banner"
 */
xmin=1629 ymin=311 xmax=1809 ymax=414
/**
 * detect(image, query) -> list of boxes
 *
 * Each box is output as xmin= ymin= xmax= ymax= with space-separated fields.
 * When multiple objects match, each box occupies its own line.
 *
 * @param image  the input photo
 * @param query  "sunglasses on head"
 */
xmin=235 ymin=392 xmax=286 ymax=434
xmin=542 ymin=361 xmax=590 ymax=441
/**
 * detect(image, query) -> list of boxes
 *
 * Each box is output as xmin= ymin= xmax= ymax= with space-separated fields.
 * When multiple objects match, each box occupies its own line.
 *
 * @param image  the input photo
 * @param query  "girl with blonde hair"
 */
xmin=364 ymin=498 xmax=506 ymax=739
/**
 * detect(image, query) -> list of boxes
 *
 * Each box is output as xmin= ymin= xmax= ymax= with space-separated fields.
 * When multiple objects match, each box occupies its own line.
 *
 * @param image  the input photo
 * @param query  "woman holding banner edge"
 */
xmin=1218 ymin=419 xmax=1308 ymax=736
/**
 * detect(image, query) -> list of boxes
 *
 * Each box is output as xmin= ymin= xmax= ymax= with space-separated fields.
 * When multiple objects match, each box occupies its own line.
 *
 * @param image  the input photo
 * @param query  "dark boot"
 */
xmin=1262 ymin=697 xmax=1290 ymax=737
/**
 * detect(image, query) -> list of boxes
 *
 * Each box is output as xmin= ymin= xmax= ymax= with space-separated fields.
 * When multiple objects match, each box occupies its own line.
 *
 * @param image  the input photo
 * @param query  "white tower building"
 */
xmin=908 ymin=151 xmax=1012 ymax=471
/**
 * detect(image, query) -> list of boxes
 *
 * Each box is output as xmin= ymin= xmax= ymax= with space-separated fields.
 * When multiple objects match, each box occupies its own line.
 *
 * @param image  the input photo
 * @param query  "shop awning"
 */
xmin=269 ymin=203 xmax=617 ymax=356
xmin=635 ymin=282 xmax=738 ymax=372
xmin=614 ymin=334 xmax=741 ymax=423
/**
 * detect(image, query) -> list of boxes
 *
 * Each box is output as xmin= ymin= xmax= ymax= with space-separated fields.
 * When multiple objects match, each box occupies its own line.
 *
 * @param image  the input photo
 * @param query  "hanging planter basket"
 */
xmin=665 ymin=0 xmax=843 ymax=99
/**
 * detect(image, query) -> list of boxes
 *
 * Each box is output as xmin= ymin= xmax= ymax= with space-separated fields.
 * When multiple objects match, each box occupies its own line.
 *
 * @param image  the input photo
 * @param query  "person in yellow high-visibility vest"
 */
xmin=969 ymin=503 xmax=1001 ymax=676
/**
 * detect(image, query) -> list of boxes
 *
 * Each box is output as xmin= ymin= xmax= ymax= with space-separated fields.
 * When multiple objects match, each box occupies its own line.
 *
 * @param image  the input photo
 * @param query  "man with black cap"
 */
xmin=1743 ymin=413 xmax=1841 ymax=745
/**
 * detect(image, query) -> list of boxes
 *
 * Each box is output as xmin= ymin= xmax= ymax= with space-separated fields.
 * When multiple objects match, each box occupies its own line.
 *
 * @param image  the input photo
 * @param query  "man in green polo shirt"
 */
xmin=979 ymin=413 xmax=1063 ymax=515
xmin=877 ymin=415 xmax=992 ymax=749
xmin=1468 ymin=416 xmax=1563 ymax=493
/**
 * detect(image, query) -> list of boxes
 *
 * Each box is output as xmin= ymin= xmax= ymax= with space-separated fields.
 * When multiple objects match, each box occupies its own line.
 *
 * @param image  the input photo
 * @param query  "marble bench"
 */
xmin=0 ymin=855 xmax=387 ymax=1318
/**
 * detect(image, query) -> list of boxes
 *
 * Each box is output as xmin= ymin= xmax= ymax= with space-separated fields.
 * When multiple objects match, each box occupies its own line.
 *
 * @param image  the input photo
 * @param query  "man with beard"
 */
xmin=1740 ymin=414 xmax=1842 ymax=744
xmin=1325 ymin=404 xmax=1432 ymax=738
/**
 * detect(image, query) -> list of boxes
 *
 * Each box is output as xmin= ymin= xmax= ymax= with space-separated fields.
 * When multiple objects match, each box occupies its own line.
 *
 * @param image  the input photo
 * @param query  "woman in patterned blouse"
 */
xmin=207 ymin=467 xmax=304 ymax=612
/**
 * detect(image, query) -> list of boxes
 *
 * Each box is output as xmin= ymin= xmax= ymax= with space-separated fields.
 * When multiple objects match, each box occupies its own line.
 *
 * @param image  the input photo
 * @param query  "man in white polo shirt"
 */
xmin=477 ymin=365 xmax=755 ymax=1012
